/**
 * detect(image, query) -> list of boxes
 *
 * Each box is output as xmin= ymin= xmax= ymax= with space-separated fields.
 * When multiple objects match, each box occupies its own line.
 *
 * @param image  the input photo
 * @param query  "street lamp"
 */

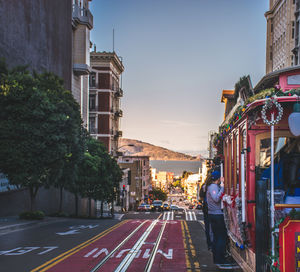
xmin=116 ymin=144 xmax=135 ymax=157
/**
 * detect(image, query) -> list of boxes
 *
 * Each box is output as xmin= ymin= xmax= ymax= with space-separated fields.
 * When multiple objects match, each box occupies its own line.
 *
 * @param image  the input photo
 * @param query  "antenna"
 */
xmin=113 ymin=28 xmax=115 ymax=52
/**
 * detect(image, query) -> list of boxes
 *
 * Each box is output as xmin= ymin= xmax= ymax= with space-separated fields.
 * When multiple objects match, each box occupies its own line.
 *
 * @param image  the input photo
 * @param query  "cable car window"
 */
xmin=259 ymin=137 xmax=287 ymax=168
xmin=236 ymin=133 xmax=239 ymax=190
xmin=259 ymin=137 xmax=300 ymax=197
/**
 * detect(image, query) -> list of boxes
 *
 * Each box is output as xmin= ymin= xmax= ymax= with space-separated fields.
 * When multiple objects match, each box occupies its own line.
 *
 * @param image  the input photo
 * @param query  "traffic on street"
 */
xmin=0 ymin=206 xmax=223 ymax=272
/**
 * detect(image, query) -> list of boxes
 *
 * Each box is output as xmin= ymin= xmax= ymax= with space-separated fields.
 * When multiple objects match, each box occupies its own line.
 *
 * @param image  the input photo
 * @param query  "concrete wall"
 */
xmin=0 ymin=187 xmax=95 ymax=217
xmin=0 ymin=0 xmax=72 ymax=90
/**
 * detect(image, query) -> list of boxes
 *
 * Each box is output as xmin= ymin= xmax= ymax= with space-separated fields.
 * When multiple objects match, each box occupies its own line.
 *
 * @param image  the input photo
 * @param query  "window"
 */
xmin=89 ymin=72 xmax=96 ymax=87
xmin=235 ymin=133 xmax=240 ymax=190
xmin=287 ymin=74 xmax=300 ymax=85
xmin=259 ymin=137 xmax=288 ymax=168
xmin=89 ymin=94 xmax=96 ymax=110
xmin=292 ymin=21 xmax=295 ymax=39
xmin=89 ymin=117 xmax=96 ymax=134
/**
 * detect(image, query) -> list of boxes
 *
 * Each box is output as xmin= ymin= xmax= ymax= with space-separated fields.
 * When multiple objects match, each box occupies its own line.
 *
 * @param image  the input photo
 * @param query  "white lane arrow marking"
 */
xmin=56 ymin=229 xmax=80 ymax=235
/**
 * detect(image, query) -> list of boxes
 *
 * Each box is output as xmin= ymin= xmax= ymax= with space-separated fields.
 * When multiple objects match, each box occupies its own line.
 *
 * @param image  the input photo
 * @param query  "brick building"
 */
xmin=89 ymin=51 xmax=124 ymax=155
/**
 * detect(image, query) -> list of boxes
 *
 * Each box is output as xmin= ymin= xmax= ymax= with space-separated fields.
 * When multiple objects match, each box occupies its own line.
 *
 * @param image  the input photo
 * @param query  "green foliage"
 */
xmin=77 ymin=136 xmax=122 ymax=203
xmin=0 ymin=61 xmax=123 ymax=215
xmin=151 ymin=188 xmax=167 ymax=201
xmin=234 ymin=75 xmax=252 ymax=103
xmin=172 ymin=179 xmax=181 ymax=188
xmin=19 ymin=210 xmax=45 ymax=220
xmin=213 ymin=87 xmax=300 ymax=153
xmin=0 ymin=62 xmax=84 ymax=210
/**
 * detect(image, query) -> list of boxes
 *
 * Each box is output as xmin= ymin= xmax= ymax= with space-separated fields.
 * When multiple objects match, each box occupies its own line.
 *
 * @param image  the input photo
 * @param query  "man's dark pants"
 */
xmin=208 ymin=213 xmax=227 ymax=264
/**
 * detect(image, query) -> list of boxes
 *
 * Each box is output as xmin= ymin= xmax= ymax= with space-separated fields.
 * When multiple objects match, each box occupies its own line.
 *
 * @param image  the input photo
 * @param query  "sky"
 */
xmin=90 ymin=0 xmax=269 ymax=156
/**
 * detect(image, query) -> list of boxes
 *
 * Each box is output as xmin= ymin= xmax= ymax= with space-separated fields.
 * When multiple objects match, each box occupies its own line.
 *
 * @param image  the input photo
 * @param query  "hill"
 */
xmin=119 ymin=138 xmax=202 ymax=161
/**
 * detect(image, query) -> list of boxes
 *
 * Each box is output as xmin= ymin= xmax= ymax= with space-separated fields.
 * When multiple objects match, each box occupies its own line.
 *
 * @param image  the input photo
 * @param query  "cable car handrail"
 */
xmin=274 ymin=204 xmax=300 ymax=209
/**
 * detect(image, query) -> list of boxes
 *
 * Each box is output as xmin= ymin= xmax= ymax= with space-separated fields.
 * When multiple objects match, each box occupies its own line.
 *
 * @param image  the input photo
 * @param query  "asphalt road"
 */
xmin=0 ymin=218 xmax=118 ymax=272
xmin=0 ymin=210 xmax=239 ymax=272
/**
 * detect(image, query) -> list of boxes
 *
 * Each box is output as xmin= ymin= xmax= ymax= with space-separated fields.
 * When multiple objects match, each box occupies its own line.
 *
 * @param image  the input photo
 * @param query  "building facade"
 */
xmin=265 ymin=0 xmax=296 ymax=73
xmin=118 ymin=157 xmax=143 ymax=210
xmin=72 ymin=0 xmax=93 ymax=128
xmin=185 ymin=173 xmax=200 ymax=201
xmin=89 ymin=51 xmax=124 ymax=155
xmin=0 ymin=0 xmax=95 ymax=216
xmin=0 ymin=0 xmax=72 ymax=90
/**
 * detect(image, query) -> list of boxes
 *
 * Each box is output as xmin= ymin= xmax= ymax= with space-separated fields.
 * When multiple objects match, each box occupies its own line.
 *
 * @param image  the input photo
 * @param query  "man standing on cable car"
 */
xmin=206 ymin=170 xmax=236 ymax=269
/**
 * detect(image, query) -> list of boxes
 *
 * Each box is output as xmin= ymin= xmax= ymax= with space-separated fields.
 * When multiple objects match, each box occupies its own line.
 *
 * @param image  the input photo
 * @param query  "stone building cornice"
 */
xmin=90 ymin=51 xmax=124 ymax=74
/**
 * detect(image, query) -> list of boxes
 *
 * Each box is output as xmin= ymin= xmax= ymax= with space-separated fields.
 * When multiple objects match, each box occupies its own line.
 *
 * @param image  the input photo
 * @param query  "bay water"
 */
xmin=150 ymin=160 xmax=202 ymax=176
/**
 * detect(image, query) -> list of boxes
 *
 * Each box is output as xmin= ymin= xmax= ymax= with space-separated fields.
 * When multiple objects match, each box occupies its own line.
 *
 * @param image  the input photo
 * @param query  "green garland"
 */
xmin=213 ymin=88 xmax=300 ymax=151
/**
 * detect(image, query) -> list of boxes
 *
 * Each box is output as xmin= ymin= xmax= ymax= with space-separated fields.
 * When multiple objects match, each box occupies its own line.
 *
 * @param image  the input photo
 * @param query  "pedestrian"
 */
xmin=206 ymin=170 xmax=236 ymax=269
xmin=199 ymin=182 xmax=212 ymax=250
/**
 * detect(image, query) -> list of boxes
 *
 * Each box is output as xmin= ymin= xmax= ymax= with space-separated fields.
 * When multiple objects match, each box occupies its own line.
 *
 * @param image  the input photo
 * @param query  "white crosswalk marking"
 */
xmin=162 ymin=211 xmax=197 ymax=221
xmin=185 ymin=211 xmax=197 ymax=221
xmin=163 ymin=211 xmax=174 ymax=220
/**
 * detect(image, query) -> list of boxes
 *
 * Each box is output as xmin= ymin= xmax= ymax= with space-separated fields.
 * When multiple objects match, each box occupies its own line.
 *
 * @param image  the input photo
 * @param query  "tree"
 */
xmin=172 ymin=179 xmax=183 ymax=189
xmin=76 ymin=136 xmax=122 ymax=217
xmin=151 ymin=188 xmax=167 ymax=202
xmin=0 ymin=62 xmax=82 ymax=211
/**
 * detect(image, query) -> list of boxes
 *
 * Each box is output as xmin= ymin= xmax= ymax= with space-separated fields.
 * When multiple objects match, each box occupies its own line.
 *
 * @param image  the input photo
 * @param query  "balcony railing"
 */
xmin=114 ymin=130 xmax=123 ymax=138
xmin=115 ymin=110 xmax=123 ymax=118
xmin=72 ymin=4 xmax=93 ymax=29
xmin=115 ymin=88 xmax=123 ymax=97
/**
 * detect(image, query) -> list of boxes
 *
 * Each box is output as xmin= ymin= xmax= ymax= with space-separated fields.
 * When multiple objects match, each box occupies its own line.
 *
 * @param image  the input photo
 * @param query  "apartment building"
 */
xmin=118 ymin=157 xmax=143 ymax=210
xmin=265 ymin=0 xmax=296 ymax=73
xmin=135 ymin=156 xmax=151 ymax=200
xmin=89 ymin=51 xmax=124 ymax=155
xmin=72 ymin=0 xmax=93 ymax=128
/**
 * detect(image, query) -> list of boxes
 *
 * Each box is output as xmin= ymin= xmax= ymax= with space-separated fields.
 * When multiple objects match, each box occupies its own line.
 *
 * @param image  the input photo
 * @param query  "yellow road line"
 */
xmin=181 ymin=221 xmax=191 ymax=271
xmin=31 ymin=220 xmax=128 ymax=272
xmin=184 ymin=221 xmax=200 ymax=271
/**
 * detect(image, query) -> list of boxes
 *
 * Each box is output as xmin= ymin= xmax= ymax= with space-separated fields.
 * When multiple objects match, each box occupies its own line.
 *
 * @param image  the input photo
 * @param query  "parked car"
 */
xmin=137 ymin=203 xmax=151 ymax=212
xmin=151 ymin=200 xmax=163 ymax=211
xmin=163 ymin=203 xmax=170 ymax=211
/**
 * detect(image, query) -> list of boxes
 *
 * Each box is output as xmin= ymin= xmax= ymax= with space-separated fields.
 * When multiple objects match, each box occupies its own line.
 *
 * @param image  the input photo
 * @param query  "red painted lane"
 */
xmin=126 ymin=221 xmax=163 ymax=271
xmin=99 ymin=220 xmax=154 ymax=271
xmin=150 ymin=221 xmax=186 ymax=272
xmin=47 ymin=220 xmax=148 ymax=272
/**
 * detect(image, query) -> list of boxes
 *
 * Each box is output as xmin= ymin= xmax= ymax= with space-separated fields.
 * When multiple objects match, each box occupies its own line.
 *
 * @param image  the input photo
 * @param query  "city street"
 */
xmin=0 ymin=209 xmax=227 ymax=272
